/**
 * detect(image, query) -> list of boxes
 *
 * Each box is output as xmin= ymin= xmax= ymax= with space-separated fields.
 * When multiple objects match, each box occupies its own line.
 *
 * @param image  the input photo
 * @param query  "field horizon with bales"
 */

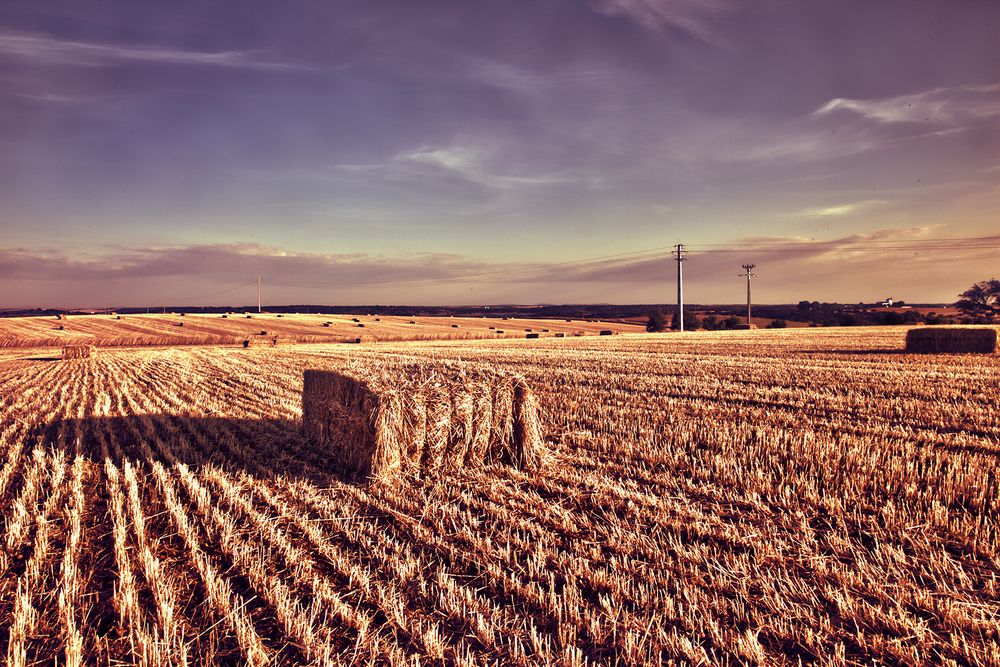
xmin=0 ymin=312 xmax=644 ymax=351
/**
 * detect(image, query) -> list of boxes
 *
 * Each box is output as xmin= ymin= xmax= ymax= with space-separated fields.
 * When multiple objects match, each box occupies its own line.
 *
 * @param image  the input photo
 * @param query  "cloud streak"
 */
xmin=0 ymin=244 xmax=497 ymax=286
xmin=587 ymin=0 xmax=735 ymax=45
xmin=0 ymin=30 xmax=314 ymax=71
xmin=815 ymin=83 xmax=1000 ymax=125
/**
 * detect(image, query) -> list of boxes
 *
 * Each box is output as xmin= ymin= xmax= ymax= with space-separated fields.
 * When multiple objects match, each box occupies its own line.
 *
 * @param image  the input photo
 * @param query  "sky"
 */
xmin=1 ymin=0 xmax=999 ymax=308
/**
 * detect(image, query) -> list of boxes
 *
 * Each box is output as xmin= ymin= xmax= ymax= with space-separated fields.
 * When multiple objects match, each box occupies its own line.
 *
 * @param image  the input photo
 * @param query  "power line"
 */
xmin=269 ymin=237 xmax=999 ymax=289
xmin=687 ymin=235 xmax=1000 ymax=247
xmin=698 ymin=244 xmax=1000 ymax=253
xmin=273 ymin=245 xmax=679 ymax=289
xmin=171 ymin=279 xmax=260 ymax=304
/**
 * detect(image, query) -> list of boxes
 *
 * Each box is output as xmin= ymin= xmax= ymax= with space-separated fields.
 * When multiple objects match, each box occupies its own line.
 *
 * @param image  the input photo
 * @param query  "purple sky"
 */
xmin=2 ymin=0 xmax=999 ymax=308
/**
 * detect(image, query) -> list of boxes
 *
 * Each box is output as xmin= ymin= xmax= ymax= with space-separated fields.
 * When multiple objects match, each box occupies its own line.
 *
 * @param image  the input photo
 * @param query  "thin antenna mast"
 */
xmin=257 ymin=275 xmax=261 ymax=314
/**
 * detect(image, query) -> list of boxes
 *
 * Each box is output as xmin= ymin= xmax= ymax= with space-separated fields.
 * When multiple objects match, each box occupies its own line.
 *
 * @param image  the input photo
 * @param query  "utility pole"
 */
xmin=740 ymin=264 xmax=757 ymax=325
xmin=672 ymin=244 xmax=687 ymax=331
xmin=257 ymin=275 xmax=262 ymax=314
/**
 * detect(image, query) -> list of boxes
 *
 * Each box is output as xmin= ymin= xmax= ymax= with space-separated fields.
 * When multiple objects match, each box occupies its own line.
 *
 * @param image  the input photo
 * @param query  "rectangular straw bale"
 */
xmin=62 ymin=344 xmax=95 ymax=360
xmin=303 ymin=363 xmax=543 ymax=482
xmin=905 ymin=327 xmax=998 ymax=354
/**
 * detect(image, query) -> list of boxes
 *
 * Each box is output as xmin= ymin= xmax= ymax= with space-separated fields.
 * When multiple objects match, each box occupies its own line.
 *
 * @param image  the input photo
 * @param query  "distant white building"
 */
xmin=880 ymin=298 xmax=895 ymax=307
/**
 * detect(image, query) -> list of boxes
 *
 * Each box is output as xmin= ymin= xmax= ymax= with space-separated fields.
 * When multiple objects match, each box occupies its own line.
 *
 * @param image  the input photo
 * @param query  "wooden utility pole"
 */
xmin=257 ymin=275 xmax=262 ymax=314
xmin=740 ymin=264 xmax=757 ymax=325
xmin=672 ymin=244 xmax=687 ymax=331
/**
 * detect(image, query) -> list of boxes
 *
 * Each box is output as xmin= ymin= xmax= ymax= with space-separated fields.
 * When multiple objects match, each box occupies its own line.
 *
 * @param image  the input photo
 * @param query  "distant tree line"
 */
xmin=646 ymin=309 xmax=787 ymax=331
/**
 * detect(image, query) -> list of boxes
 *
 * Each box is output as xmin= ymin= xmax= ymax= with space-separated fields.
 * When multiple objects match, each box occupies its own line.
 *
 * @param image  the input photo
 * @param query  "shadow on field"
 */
xmin=803 ymin=349 xmax=906 ymax=355
xmin=33 ymin=414 xmax=352 ymax=484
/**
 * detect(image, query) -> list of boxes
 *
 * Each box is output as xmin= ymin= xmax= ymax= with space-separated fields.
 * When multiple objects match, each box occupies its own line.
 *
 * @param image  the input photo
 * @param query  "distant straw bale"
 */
xmin=303 ymin=364 xmax=544 ymax=483
xmin=905 ymin=327 xmax=998 ymax=354
xmin=62 ymin=344 xmax=95 ymax=360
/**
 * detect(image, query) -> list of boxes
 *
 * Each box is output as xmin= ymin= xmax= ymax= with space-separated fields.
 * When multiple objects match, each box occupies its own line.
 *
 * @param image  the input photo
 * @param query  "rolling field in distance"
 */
xmin=0 ymin=327 xmax=997 ymax=665
xmin=0 ymin=313 xmax=642 ymax=349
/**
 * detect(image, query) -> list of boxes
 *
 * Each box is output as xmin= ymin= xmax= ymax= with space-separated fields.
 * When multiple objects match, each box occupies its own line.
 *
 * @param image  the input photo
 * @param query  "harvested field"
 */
xmin=0 ymin=327 xmax=997 ymax=664
xmin=0 ymin=313 xmax=638 ymax=350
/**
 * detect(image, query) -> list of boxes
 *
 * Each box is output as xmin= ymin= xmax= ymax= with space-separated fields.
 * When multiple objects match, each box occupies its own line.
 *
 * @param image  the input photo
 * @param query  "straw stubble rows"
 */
xmin=0 ymin=328 xmax=997 ymax=665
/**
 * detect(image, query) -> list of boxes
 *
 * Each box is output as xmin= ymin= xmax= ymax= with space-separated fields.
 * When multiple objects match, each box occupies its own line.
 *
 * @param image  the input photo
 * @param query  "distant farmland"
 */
xmin=0 ymin=312 xmax=643 ymax=349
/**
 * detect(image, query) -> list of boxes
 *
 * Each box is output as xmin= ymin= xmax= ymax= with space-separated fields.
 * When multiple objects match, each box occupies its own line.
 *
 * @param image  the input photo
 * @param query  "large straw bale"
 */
xmin=303 ymin=363 xmax=544 ymax=482
xmin=62 ymin=344 xmax=95 ymax=360
xmin=905 ymin=327 xmax=998 ymax=354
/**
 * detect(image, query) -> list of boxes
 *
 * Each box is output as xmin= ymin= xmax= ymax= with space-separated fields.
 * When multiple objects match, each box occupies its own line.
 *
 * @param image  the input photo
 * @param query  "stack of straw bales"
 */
xmin=303 ymin=363 xmax=544 ymax=482
xmin=905 ymin=327 xmax=998 ymax=354
xmin=62 ymin=344 xmax=95 ymax=360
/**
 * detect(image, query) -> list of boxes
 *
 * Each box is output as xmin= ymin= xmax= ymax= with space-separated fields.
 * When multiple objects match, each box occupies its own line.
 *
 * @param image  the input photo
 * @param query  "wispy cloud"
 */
xmin=791 ymin=200 xmax=889 ymax=218
xmin=587 ymin=0 xmax=735 ymax=46
xmin=0 ymin=30 xmax=314 ymax=71
xmin=332 ymin=145 xmax=574 ymax=193
xmin=395 ymin=146 xmax=572 ymax=189
xmin=814 ymin=83 xmax=1000 ymax=125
